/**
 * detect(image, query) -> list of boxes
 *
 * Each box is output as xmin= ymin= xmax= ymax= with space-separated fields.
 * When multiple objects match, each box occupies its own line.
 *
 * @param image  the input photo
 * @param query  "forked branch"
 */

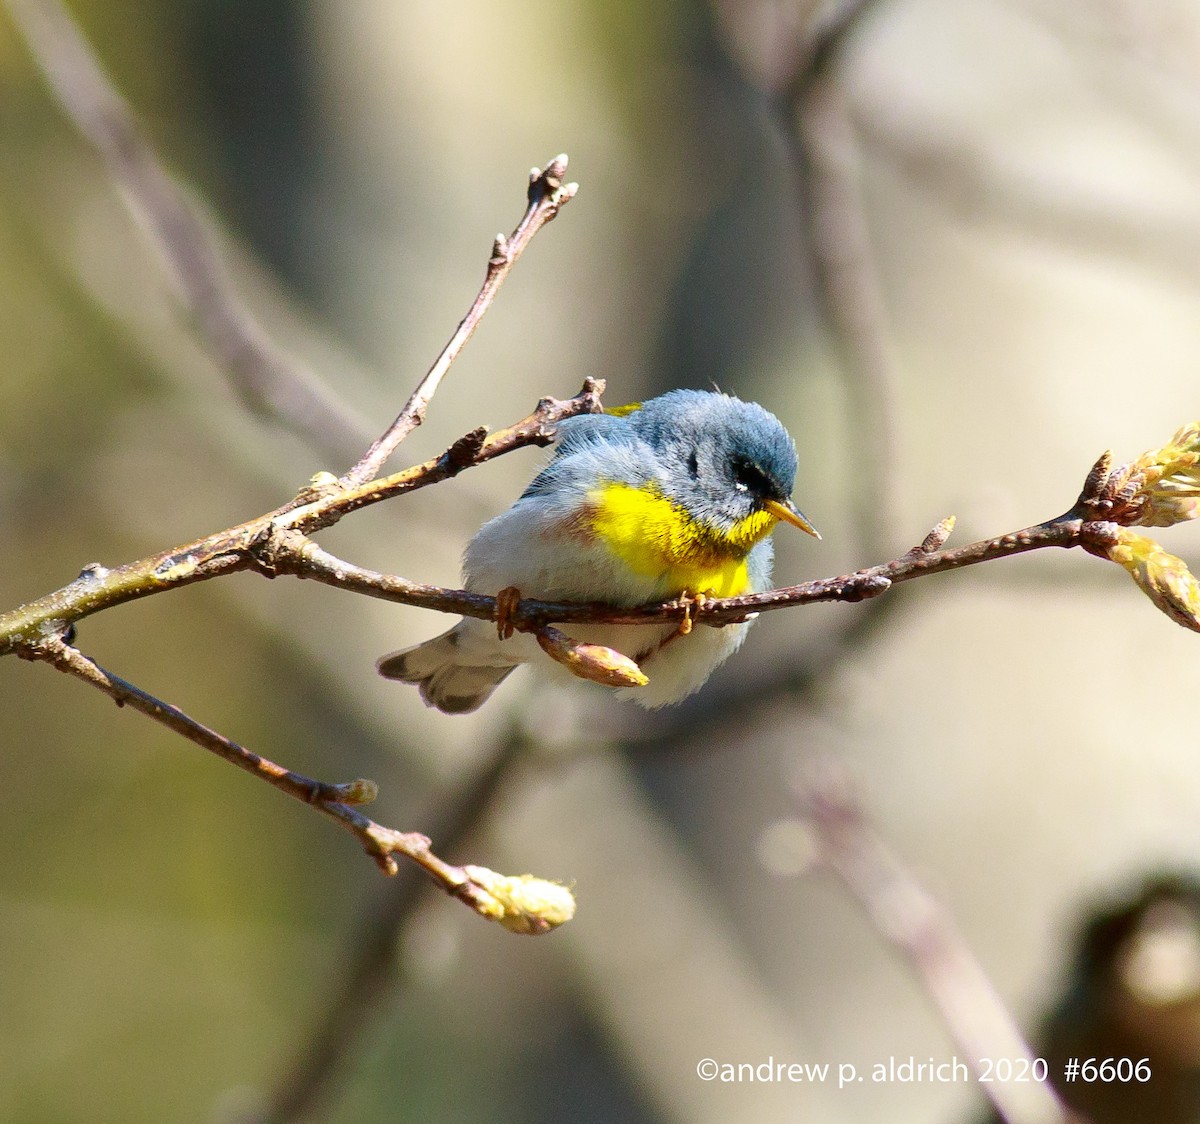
xmin=0 ymin=135 xmax=587 ymax=926
xmin=7 ymin=0 xmax=1200 ymax=939
xmin=342 ymin=157 xmax=579 ymax=487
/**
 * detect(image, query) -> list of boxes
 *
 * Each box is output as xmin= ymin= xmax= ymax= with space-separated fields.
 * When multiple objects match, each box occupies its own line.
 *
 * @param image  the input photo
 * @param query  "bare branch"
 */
xmin=340 ymin=155 xmax=580 ymax=486
xmin=1 ymin=4 xmax=593 ymax=938
xmin=0 ymin=380 xmax=604 ymax=654
xmin=282 ymin=513 xmax=1089 ymax=633
xmin=6 ymin=0 xmax=371 ymax=463
xmin=27 ymin=636 xmax=572 ymax=931
xmin=797 ymin=760 xmax=1070 ymax=1124
xmin=0 ymin=471 xmax=1152 ymax=679
xmin=5 ymin=397 xmax=1190 ymax=711
xmin=28 ymin=633 xmax=378 ymax=809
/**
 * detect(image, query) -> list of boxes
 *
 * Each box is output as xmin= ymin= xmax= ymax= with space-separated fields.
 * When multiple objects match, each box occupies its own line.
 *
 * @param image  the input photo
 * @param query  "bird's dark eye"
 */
xmin=686 ymin=450 xmax=699 ymax=477
xmin=732 ymin=457 xmax=773 ymax=498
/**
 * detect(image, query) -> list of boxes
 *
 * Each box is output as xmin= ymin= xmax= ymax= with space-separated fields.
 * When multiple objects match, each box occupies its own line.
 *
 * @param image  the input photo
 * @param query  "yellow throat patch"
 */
xmin=587 ymin=481 xmax=776 ymax=597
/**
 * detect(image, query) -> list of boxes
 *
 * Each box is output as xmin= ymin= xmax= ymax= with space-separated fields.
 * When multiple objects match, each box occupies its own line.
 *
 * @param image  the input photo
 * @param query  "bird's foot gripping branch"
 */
xmin=419 ymin=419 xmax=1200 ymax=693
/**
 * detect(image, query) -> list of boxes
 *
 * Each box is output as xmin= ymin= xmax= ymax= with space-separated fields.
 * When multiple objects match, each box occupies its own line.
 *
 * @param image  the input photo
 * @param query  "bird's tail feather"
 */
xmin=377 ymin=627 xmax=517 ymax=715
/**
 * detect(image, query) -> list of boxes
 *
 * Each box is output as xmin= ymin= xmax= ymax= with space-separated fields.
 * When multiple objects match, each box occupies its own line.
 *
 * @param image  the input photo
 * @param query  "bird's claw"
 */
xmin=677 ymin=590 xmax=708 ymax=637
xmin=495 ymin=586 xmax=522 ymax=640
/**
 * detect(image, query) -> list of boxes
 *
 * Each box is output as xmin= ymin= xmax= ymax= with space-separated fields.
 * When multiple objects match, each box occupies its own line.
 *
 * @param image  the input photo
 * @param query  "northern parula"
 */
xmin=378 ymin=389 xmax=818 ymax=712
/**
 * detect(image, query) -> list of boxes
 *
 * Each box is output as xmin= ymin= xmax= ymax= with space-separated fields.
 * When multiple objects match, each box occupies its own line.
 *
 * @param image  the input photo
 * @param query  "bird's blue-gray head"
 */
xmin=626 ymin=390 xmax=816 ymax=539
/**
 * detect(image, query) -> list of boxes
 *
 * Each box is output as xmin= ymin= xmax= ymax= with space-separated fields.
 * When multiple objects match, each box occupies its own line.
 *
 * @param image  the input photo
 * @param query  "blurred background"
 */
xmin=2 ymin=1 xmax=1200 ymax=1121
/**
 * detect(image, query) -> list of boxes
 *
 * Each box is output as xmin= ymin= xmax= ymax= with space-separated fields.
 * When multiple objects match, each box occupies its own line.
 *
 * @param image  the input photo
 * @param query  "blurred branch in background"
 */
xmin=7 ymin=1 xmax=1200 ymax=1121
xmin=0 ymin=237 xmax=589 ymax=928
xmin=795 ymin=758 xmax=1071 ymax=1124
xmin=5 ymin=0 xmax=372 ymax=464
xmin=614 ymin=0 xmax=907 ymax=741
xmin=980 ymin=874 xmax=1200 ymax=1124
xmin=3 ymin=0 xmax=588 ymax=928
xmin=786 ymin=0 xmax=904 ymax=563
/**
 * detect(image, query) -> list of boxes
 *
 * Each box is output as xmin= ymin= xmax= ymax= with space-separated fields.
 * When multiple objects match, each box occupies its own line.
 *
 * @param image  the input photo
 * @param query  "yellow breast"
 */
xmin=586 ymin=481 xmax=775 ymax=598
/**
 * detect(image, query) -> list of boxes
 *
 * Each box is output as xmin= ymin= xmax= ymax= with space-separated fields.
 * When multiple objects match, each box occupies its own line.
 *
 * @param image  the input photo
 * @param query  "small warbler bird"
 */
xmin=378 ymin=389 xmax=818 ymax=713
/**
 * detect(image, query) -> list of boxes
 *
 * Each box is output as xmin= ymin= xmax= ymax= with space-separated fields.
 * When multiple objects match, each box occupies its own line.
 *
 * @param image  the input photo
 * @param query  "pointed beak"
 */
xmin=763 ymin=497 xmax=821 ymax=540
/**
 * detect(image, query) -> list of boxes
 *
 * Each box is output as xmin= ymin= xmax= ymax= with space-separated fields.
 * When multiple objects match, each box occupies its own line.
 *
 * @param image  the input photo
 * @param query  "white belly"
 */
xmin=459 ymin=497 xmax=755 ymax=707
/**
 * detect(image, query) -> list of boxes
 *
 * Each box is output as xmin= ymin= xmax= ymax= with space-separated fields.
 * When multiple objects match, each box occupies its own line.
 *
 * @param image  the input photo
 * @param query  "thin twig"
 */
xmin=0 ymin=495 xmax=1126 ymax=665
xmin=341 ymin=156 xmax=579 ymax=487
xmin=0 ymin=392 xmax=1166 ymax=696
xmin=27 ymin=636 xmax=570 ymax=931
xmin=797 ymin=760 xmax=1070 ymax=1124
xmin=29 ymin=635 xmax=375 ymax=810
xmin=0 ymin=380 xmax=604 ymax=654
xmin=0 ymin=129 xmax=591 ymax=921
xmin=5 ymin=0 xmax=371 ymax=464
xmin=282 ymin=513 xmax=1097 ymax=632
